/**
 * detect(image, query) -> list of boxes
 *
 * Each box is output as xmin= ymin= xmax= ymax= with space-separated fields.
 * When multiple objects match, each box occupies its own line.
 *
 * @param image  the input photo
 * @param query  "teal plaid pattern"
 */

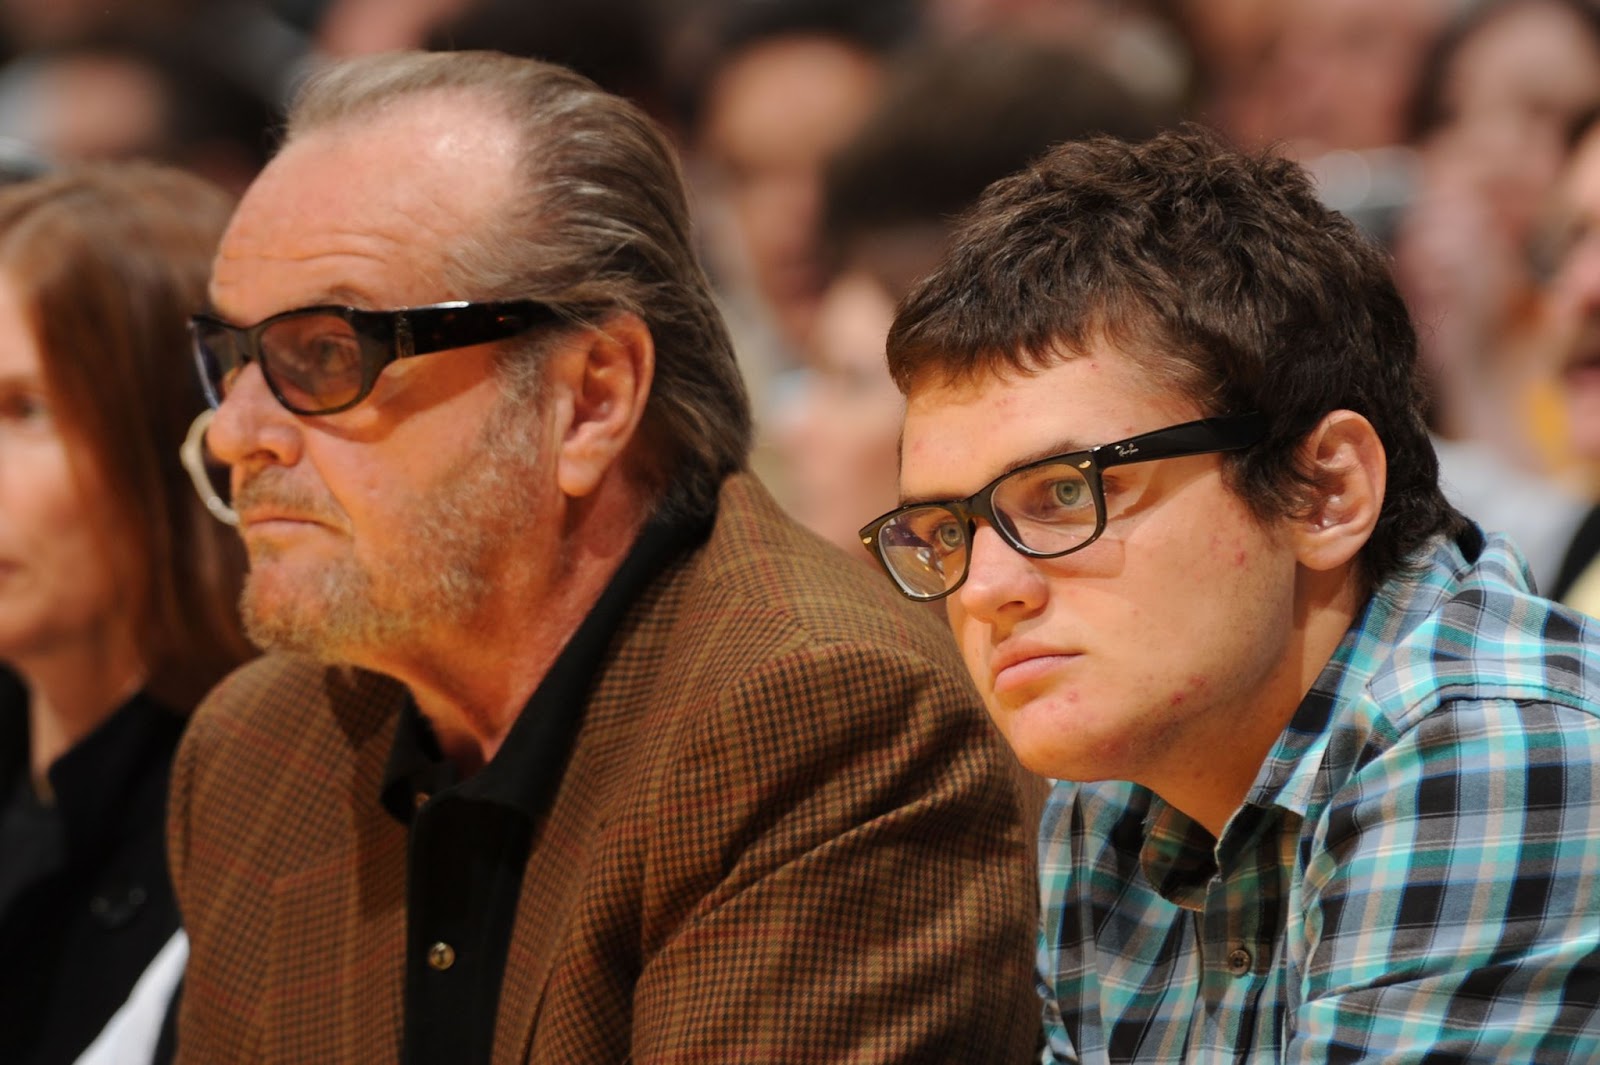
xmin=1038 ymin=529 xmax=1600 ymax=1063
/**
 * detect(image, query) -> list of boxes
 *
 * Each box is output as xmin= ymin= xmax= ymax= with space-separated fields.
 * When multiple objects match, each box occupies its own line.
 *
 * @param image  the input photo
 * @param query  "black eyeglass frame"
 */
xmin=859 ymin=412 xmax=1269 ymax=602
xmin=189 ymin=298 xmax=567 ymax=416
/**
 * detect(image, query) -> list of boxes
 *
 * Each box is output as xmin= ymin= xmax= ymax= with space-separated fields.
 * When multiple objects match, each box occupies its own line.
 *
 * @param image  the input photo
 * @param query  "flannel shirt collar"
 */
xmin=1248 ymin=523 xmax=1508 ymax=823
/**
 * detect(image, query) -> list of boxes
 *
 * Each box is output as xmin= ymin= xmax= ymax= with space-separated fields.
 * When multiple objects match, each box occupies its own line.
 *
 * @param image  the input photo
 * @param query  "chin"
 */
xmin=997 ymin=714 xmax=1085 ymax=782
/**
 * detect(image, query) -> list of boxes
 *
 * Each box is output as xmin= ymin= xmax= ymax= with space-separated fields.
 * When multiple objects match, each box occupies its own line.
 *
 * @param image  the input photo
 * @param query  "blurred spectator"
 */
xmin=1255 ymin=0 xmax=1455 ymax=158
xmin=1390 ymin=0 xmax=1600 ymax=589
xmin=775 ymin=34 xmax=1169 ymax=554
xmin=1397 ymin=0 xmax=1600 ymax=446
xmin=308 ymin=0 xmax=476 ymax=56
xmin=1170 ymin=0 xmax=1281 ymax=144
xmin=678 ymin=0 xmax=914 ymax=442
xmin=920 ymin=0 xmax=1192 ymax=111
xmin=1546 ymin=109 xmax=1600 ymax=614
xmin=0 ymin=0 xmax=203 ymax=52
xmin=0 ymin=164 xmax=251 ymax=1064
xmin=305 ymin=0 xmax=673 ymax=123
xmin=0 ymin=36 xmax=277 ymax=193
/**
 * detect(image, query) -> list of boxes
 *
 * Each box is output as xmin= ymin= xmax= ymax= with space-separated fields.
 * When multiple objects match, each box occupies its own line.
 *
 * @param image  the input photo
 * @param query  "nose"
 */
xmin=955 ymin=522 xmax=1048 ymax=623
xmin=203 ymin=361 xmax=302 ymax=474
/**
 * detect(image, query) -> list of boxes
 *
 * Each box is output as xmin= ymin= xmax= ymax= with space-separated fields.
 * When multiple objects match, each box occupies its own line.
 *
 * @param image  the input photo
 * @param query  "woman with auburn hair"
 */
xmin=0 ymin=164 xmax=252 ymax=1065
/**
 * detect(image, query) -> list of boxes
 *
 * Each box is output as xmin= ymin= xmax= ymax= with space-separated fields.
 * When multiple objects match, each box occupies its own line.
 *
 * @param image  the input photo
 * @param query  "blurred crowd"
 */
xmin=2 ymin=0 xmax=1598 ymax=599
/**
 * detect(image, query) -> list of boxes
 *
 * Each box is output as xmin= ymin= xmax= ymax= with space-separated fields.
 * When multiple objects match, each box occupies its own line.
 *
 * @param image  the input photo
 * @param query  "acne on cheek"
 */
xmin=1168 ymin=673 xmax=1208 ymax=708
xmin=1207 ymin=532 xmax=1251 ymax=568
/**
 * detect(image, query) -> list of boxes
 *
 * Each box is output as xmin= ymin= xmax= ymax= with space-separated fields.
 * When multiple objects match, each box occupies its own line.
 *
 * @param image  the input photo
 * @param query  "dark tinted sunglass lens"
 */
xmin=259 ymin=314 xmax=368 ymax=413
xmin=879 ymin=506 xmax=968 ymax=599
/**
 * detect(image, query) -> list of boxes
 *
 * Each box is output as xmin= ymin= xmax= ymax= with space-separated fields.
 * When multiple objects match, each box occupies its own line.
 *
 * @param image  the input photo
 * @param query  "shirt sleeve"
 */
xmin=1288 ymin=698 xmax=1600 ymax=1063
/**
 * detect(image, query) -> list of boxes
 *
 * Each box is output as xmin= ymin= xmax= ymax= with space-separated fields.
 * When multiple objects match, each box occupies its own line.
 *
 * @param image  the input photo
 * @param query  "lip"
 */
xmin=237 ymin=511 xmax=331 ymax=533
xmin=990 ymin=643 xmax=1080 ymax=695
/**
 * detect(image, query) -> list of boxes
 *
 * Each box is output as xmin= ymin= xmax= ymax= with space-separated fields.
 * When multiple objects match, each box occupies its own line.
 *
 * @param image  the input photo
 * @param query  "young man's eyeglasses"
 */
xmin=190 ymin=299 xmax=566 ymax=416
xmin=860 ymin=413 xmax=1267 ymax=602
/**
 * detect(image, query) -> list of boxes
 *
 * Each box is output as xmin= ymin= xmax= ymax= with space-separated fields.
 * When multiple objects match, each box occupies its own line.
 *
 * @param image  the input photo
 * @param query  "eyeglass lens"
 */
xmin=878 ymin=459 xmax=1100 ymax=597
xmin=195 ymin=313 xmax=373 ymax=414
xmin=257 ymin=314 xmax=368 ymax=412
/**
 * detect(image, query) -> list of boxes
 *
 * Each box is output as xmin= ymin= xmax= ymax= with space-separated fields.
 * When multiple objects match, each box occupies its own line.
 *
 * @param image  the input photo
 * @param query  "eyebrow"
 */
xmin=198 ymin=285 xmax=379 ymax=324
xmin=897 ymin=435 xmax=1095 ymax=507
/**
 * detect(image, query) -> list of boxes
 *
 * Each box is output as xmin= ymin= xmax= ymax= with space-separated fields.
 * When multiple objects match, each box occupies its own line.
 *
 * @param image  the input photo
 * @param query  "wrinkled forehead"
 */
xmin=210 ymin=95 xmax=521 ymax=319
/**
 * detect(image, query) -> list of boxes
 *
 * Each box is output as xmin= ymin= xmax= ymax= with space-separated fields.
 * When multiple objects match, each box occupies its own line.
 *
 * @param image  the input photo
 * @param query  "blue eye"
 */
xmin=1050 ymin=479 xmax=1086 ymax=508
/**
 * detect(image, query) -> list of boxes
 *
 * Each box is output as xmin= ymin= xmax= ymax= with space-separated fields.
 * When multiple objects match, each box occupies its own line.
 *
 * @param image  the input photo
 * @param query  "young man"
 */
xmin=862 ymin=126 xmax=1600 ymax=1062
xmin=169 ymin=51 xmax=1041 ymax=1063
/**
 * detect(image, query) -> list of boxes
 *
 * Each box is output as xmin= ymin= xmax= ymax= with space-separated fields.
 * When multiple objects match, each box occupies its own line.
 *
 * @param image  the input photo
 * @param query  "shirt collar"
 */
xmin=381 ymin=500 xmax=716 ymax=824
xmin=1247 ymin=524 xmax=1503 ymax=820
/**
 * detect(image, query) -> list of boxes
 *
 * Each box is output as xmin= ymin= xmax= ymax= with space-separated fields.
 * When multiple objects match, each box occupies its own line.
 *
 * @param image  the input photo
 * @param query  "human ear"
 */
xmin=1291 ymin=409 xmax=1385 ymax=572
xmin=549 ymin=312 xmax=655 ymax=499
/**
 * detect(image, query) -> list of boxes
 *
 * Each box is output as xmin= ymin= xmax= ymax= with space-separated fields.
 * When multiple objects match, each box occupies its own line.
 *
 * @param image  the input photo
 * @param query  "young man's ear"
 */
xmin=1292 ymin=409 xmax=1386 ymax=572
xmin=545 ymin=312 xmax=655 ymax=499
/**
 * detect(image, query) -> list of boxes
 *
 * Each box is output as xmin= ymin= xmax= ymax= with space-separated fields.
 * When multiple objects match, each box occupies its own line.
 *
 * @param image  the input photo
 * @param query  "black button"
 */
xmin=90 ymin=885 xmax=148 ymax=929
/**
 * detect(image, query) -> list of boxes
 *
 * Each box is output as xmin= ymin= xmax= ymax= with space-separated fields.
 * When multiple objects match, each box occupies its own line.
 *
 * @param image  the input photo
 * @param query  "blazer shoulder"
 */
xmin=191 ymin=653 xmax=405 ymax=749
xmin=687 ymin=474 xmax=966 ymax=672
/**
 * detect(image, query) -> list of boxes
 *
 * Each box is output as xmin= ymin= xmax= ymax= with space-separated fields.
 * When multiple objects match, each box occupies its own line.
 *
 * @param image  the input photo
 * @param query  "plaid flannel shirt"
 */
xmin=1038 ymin=527 xmax=1600 ymax=1063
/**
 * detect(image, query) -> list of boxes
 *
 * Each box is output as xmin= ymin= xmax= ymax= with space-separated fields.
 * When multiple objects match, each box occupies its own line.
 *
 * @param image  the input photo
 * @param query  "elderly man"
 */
xmin=860 ymin=127 xmax=1600 ymax=1062
xmin=170 ymin=51 xmax=1039 ymax=1063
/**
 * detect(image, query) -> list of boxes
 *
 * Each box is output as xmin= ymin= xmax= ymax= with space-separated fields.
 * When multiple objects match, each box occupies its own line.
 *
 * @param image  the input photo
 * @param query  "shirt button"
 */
xmin=1226 ymin=947 xmax=1252 ymax=975
xmin=427 ymin=942 xmax=456 ymax=971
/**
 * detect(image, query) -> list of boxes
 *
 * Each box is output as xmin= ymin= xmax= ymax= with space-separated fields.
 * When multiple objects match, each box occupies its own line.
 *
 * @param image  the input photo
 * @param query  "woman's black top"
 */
xmin=0 ymin=670 xmax=184 ymax=1065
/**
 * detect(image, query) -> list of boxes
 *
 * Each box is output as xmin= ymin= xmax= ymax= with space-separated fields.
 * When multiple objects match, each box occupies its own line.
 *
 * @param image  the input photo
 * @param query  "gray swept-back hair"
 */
xmin=285 ymin=50 xmax=751 ymax=518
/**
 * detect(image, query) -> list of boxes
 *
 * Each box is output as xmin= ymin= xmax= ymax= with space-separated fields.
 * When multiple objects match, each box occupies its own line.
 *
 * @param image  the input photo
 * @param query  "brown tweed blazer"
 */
xmin=169 ymin=474 xmax=1042 ymax=1063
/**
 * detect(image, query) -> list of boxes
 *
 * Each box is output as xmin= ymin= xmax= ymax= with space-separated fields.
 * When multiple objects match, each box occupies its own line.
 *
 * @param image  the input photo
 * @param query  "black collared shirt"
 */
xmin=0 ymin=671 xmax=184 ymax=1065
xmin=381 ymin=507 xmax=713 ymax=1065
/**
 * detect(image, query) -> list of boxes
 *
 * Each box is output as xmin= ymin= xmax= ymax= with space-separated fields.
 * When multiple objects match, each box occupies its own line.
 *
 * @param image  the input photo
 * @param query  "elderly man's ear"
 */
xmin=1291 ymin=409 xmax=1386 ymax=573
xmin=545 ymin=312 xmax=655 ymax=499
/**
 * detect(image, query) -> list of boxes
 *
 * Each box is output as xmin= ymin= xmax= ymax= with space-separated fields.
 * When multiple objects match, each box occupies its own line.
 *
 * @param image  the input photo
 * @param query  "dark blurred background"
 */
xmin=5 ymin=0 xmax=1597 ymax=592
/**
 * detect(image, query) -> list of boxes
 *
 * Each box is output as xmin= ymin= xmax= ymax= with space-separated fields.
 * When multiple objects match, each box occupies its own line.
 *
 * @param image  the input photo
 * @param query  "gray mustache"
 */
xmin=233 ymin=472 xmax=341 ymax=524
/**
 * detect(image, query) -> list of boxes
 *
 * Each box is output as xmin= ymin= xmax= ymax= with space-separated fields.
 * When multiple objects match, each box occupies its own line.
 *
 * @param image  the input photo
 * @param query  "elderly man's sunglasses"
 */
xmin=190 ymin=299 xmax=565 ymax=416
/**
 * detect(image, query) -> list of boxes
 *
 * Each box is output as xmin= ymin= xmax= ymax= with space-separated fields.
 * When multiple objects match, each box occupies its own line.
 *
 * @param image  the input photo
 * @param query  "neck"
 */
xmin=11 ymin=619 xmax=147 ymax=792
xmin=1158 ymin=564 xmax=1368 ymax=838
xmin=373 ymin=485 xmax=648 ymax=777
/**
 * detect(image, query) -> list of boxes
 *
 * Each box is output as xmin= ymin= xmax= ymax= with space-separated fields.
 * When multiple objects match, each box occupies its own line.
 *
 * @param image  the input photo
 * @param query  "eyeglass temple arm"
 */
xmin=1095 ymin=412 xmax=1267 ymax=469
xmin=180 ymin=410 xmax=238 ymax=526
xmin=397 ymin=301 xmax=566 ymax=358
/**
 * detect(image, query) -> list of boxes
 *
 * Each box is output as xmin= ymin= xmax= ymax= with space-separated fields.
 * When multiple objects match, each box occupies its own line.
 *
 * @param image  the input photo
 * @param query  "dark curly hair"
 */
xmin=886 ymin=124 xmax=1467 ymax=586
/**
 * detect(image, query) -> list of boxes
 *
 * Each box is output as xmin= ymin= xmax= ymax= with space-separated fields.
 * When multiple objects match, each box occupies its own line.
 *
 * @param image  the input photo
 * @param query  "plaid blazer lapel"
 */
xmin=494 ymin=557 xmax=684 ymax=1064
xmin=264 ymin=667 xmax=410 ymax=1062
